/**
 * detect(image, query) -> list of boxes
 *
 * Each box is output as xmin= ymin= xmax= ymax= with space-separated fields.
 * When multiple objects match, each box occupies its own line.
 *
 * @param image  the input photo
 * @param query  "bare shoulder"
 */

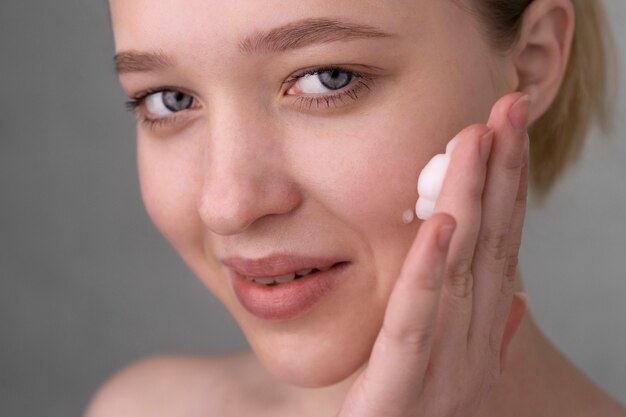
xmin=84 ymin=350 xmax=277 ymax=417
xmin=586 ymin=396 xmax=626 ymax=417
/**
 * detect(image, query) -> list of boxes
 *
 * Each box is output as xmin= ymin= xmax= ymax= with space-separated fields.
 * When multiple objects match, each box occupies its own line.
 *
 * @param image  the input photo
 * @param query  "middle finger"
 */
xmin=468 ymin=93 xmax=530 ymax=351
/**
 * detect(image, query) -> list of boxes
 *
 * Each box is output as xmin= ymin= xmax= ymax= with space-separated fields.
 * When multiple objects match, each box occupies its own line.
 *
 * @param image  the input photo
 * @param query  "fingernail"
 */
xmin=508 ymin=95 xmax=531 ymax=133
xmin=446 ymin=135 xmax=459 ymax=155
xmin=480 ymin=129 xmax=494 ymax=164
xmin=437 ymin=222 xmax=456 ymax=251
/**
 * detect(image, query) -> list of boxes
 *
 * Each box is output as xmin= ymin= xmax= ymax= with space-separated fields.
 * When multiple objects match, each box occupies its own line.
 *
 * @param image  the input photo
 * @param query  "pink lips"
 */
xmin=223 ymin=255 xmax=349 ymax=321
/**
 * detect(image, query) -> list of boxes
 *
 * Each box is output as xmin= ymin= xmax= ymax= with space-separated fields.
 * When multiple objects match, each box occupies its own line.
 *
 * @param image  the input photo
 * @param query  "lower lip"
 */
xmin=230 ymin=262 xmax=350 ymax=321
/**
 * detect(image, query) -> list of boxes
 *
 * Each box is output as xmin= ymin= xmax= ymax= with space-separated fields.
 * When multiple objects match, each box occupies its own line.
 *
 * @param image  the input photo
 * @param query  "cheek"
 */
xmin=137 ymin=135 xmax=204 ymax=252
xmin=288 ymin=103 xmax=440 ymax=234
xmin=284 ymin=108 xmax=442 ymax=295
xmin=137 ymin=136 xmax=236 ymax=302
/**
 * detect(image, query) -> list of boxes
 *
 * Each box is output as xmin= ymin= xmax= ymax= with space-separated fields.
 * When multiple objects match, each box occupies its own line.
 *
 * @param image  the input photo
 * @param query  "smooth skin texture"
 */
xmin=87 ymin=0 xmax=626 ymax=416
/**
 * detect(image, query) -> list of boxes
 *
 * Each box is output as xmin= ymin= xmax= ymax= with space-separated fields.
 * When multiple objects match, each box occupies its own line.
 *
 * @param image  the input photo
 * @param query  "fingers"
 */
xmin=360 ymin=214 xmax=455 ymax=412
xmin=436 ymin=125 xmax=493 ymax=297
xmin=491 ymin=138 xmax=530 ymax=356
xmin=429 ymin=124 xmax=492 ymax=353
xmin=469 ymin=93 xmax=530 ymax=352
xmin=503 ymin=145 xmax=529 ymax=281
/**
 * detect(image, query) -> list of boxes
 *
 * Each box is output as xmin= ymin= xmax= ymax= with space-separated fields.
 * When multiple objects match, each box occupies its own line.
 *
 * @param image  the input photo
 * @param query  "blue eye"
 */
xmin=296 ymin=69 xmax=354 ymax=93
xmin=285 ymin=65 xmax=377 ymax=110
xmin=143 ymin=90 xmax=194 ymax=116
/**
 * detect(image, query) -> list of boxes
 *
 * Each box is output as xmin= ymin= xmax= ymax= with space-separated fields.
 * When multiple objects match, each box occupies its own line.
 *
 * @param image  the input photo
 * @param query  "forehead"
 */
xmin=108 ymin=0 xmax=468 ymax=55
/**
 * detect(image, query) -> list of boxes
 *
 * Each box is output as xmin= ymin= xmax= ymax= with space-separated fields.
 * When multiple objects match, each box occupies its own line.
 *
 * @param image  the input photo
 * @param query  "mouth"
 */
xmin=224 ymin=256 xmax=350 ymax=321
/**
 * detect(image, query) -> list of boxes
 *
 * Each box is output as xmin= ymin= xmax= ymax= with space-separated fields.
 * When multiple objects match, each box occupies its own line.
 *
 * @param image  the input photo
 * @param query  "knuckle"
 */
xmin=502 ymin=254 xmax=519 ymax=294
xmin=479 ymin=225 xmax=509 ymax=263
xmin=466 ymin=181 xmax=485 ymax=204
xmin=502 ymin=147 xmax=523 ymax=172
xmin=445 ymin=258 xmax=473 ymax=298
xmin=380 ymin=323 xmax=435 ymax=354
xmin=415 ymin=267 xmax=444 ymax=292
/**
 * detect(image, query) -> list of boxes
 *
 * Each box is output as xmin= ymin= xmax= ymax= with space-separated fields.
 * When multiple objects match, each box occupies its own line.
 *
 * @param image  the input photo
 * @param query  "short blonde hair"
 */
xmin=468 ymin=0 xmax=617 ymax=201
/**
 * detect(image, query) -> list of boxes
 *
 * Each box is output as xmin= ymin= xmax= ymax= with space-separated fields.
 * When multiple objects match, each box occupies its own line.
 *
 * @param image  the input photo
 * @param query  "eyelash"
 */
xmin=125 ymin=65 xmax=375 ymax=130
xmin=283 ymin=65 xmax=374 ymax=111
xmin=125 ymin=88 xmax=184 ymax=130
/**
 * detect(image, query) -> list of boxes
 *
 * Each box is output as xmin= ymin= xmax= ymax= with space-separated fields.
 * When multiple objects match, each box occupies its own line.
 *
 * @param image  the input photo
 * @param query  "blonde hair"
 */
xmin=469 ymin=0 xmax=617 ymax=201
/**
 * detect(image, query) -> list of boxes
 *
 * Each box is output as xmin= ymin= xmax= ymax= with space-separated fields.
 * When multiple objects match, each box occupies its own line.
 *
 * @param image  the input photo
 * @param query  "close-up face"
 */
xmin=109 ymin=0 xmax=516 ymax=387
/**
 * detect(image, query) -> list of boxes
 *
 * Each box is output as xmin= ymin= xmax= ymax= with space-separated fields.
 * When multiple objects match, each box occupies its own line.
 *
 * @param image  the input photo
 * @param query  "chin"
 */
xmin=261 ymin=343 xmax=370 ymax=387
xmin=224 ymin=265 xmax=391 ymax=387
xmin=243 ymin=316 xmax=380 ymax=387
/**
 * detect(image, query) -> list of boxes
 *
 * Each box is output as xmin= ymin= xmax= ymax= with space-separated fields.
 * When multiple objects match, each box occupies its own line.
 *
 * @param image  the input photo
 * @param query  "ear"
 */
xmin=511 ymin=0 xmax=575 ymax=124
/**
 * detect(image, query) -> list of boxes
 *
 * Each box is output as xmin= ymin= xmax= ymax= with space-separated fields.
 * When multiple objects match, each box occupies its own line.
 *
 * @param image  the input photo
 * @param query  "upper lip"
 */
xmin=221 ymin=254 xmax=345 ymax=278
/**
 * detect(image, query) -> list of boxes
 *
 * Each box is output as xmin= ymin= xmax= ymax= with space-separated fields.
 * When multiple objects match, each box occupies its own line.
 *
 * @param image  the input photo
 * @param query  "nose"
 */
xmin=198 ymin=109 xmax=302 ymax=236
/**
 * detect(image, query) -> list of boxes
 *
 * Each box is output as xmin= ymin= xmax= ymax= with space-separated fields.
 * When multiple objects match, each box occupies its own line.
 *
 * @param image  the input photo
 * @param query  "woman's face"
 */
xmin=110 ymin=0 xmax=515 ymax=386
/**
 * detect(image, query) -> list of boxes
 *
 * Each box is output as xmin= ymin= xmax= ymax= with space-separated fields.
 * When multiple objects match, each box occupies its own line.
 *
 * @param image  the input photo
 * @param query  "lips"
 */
xmin=223 ymin=255 xmax=350 ymax=321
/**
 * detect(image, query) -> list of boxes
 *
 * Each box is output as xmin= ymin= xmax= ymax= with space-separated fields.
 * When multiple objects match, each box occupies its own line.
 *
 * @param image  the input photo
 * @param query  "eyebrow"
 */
xmin=239 ymin=17 xmax=395 ymax=54
xmin=114 ymin=18 xmax=394 ymax=74
xmin=114 ymin=50 xmax=173 ymax=74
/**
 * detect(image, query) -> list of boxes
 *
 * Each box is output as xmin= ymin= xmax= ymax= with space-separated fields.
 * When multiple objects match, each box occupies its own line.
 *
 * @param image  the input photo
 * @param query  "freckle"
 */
xmin=402 ymin=209 xmax=415 ymax=224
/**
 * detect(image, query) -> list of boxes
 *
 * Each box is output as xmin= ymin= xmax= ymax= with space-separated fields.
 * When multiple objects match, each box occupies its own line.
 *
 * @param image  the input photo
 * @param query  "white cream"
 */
xmin=415 ymin=136 xmax=458 ymax=220
xmin=402 ymin=209 xmax=415 ymax=224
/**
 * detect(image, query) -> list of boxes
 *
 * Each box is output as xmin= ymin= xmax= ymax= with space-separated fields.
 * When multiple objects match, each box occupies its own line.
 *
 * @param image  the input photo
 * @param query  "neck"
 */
xmin=479 ymin=312 xmax=625 ymax=417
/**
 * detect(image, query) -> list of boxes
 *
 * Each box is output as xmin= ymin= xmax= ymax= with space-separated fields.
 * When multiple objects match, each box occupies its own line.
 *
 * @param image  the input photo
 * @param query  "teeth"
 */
xmin=249 ymin=273 xmax=296 ymax=285
xmin=252 ymin=277 xmax=277 ymax=285
xmin=246 ymin=266 xmax=335 ymax=286
xmin=274 ymin=273 xmax=296 ymax=283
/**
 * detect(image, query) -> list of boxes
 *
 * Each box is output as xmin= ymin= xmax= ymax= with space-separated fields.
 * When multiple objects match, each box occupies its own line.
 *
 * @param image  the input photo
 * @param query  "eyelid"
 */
xmin=125 ymin=86 xmax=196 ymax=111
xmin=282 ymin=63 xmax=383 ymax=85
xmin=283 ymin=65 xmax=363 ymax=85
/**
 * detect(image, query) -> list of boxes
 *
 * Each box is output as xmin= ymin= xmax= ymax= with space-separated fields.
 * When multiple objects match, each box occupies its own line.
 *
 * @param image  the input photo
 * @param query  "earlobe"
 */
xmin=512 ymin=0 xmax=575 ymax=124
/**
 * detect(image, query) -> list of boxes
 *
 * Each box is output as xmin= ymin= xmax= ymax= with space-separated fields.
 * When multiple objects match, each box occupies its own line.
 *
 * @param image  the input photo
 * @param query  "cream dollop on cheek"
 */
xmin=402 ymin=209 xmax=415 ymax=224
xmin=414 ymin=136 xmax=458 ymax=220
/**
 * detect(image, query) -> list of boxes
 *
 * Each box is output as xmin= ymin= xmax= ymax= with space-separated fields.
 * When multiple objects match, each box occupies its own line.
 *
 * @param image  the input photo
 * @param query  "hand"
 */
xmin=337 ymin=92 xmax=531 ymax=417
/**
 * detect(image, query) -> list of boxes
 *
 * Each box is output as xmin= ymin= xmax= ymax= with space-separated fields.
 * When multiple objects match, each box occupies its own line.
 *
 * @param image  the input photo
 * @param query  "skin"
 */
xmin=87 ymin=0 xmax=626 ymax=416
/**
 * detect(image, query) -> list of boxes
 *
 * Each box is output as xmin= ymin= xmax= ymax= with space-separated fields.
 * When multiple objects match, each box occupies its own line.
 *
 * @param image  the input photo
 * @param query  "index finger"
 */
xmin=357 ymin=214 xmax=456 ymax=412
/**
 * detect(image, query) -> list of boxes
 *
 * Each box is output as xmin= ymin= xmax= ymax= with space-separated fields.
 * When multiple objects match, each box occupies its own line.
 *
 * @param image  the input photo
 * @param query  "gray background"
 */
xmin=1 ymin=1 xmax=625 ymax=416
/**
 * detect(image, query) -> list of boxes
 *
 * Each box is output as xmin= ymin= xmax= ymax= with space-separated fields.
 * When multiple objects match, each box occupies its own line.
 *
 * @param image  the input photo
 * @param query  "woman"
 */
xmin=87 ymin=0 xmax=626 ymax=415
